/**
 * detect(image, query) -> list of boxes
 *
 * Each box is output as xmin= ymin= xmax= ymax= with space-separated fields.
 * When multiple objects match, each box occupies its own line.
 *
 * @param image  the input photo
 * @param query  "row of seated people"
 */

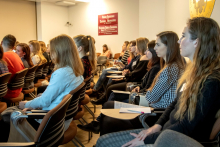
xmin=0 ymin=34 xmax=97 ymax=143
xmin=79 ymin=17 xmax=220 ymax=147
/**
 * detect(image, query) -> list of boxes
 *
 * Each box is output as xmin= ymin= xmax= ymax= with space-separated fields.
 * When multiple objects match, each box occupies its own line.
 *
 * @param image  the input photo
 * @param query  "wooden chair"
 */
xmin=22 ymin=65 xmax=38 ymax=99
xmin=0 ymin=73 xmax=12 ymax=114
xmin=4 ymin=68 xmax=28 ymax=106
xmin=34 ymin=63 xmax=46 ymax=88
xmin=96 ymin=53 xmax=101 ymax=58
xmin=113 ymin=53 xmax=121 ymax=59
xmin=0 ymin=94 xmax=72 ymax=147
xmin=97 ymin=56 xmax=107 ymax=77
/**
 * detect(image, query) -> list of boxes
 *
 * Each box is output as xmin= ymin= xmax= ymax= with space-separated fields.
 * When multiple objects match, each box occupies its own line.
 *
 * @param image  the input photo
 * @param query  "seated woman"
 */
xmin=73 ymin=35 xmax=96 ymax=79
xmin=100 ymin=44 xmax=111 ymax=59
xmin=29 ymin=40 xmax=47 ymax=65
xmin=15 ymin=43 xmax=34 ymax=89
xmin=39 ymin=41 xmax=50 ymax=63
xmin=118 ymin=41 xmax=131 ymax=65
xmin=119 ymin=41 xmax=129 ymax=59
xmin=108 ymin=40 xmax=160 ymax=102
xmin=19 ymin=34 xmax=84 ymax=131
xmin=96 ymin=17 xmax=220 ymax=147
xmin=0 ymin=45 xmax=8 ymax=75
xmin=92 ymin=41 xmax=140 ymax=93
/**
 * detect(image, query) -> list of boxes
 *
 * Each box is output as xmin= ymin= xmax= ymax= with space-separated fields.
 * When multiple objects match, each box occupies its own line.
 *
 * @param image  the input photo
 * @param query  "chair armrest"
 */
xmin=139 ymin=113 xmax=157 ymax=129
xmin=27 ymin=113 xmax=47 ymax=119
xmin=0 ymin=142 xmax=35 ymax=147
xmin=26 ymin=110 xmax=50 ymax=113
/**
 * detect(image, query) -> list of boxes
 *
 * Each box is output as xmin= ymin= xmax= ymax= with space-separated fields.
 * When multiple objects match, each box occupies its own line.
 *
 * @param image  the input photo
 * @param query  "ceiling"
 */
xmin=24 ymin=0 xmax=84 ymax=6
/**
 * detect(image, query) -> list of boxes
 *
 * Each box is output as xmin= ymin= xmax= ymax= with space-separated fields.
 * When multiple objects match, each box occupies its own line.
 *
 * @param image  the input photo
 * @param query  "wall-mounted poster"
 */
xmin=98 ymin=13 xmax=118 ymax=36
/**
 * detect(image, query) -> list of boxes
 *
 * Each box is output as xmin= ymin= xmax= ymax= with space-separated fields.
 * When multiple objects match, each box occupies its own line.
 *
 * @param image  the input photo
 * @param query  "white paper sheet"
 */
xmin=112 ymin=90 xmax=131 ymax=95
xmin=119 ymin=108 xmax=151 ymax=114
xmin=114 ymin=101 xmax=144 ymax=109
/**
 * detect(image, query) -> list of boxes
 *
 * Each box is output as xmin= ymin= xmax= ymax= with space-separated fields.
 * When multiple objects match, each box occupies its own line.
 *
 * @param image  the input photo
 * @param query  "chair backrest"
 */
xmin=66 ymin=82 xmax=85 ymax=120
xmin=0 ymin=73 xmax=12 ymax=98
xmin=34 ymin=94 xmax=72 ymax=147
xmin=85 ymin=76 xmax=92 ymax=90
xmin=96 ymin=53 xmax=101 ymax=57
xmin=25 ymin=65 xmax=38 ymax=83
xmin=113 ymin=53 xmax=120 ymax=59
xmin=210 ymin=117 xmax=220 ymax=140
xmin=8 ymin=68 xmax=28 ymax=90
xmin=35 ymin=63 xmax=46 ymax=78
xmin=42 ymin=62 xmax=50 ymax=75
xmin=97 ymin=56 xmax=107 ymax=65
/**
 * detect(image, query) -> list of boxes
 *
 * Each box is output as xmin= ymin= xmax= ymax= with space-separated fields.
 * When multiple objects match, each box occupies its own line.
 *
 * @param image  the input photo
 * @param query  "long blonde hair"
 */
xmin=148 ymin=31 xmax=185 ymax=91
xmin=175 ymin=17 xmax=220 ymax=121
xmin=29 ymin=40 xmax=47 ymax=64
xmin=73 ymin=35 xmax=96 ymax=73
xmin=39 ymin=41 xmax=47 ymax=53
xmin=50 ymin=34 xmax=84 ymax=77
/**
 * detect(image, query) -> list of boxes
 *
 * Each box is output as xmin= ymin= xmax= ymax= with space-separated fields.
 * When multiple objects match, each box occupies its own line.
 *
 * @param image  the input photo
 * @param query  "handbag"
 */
xmin=1 ymin=106 xmax=24 ymax=124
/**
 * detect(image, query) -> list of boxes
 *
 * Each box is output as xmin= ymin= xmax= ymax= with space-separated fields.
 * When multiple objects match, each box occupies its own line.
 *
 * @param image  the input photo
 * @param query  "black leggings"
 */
xmin=100 ymin=101 xmax=162 ymax=136
xmin=106 ymin=82 xmax=127 ymax=100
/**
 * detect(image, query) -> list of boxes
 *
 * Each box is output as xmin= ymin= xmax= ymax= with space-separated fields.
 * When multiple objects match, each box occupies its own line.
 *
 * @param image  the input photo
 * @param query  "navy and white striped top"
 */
xmin=121 ymin=50 xmax=130 ymax=65
xmin=146 ymin=63 xmax=183 ymax=108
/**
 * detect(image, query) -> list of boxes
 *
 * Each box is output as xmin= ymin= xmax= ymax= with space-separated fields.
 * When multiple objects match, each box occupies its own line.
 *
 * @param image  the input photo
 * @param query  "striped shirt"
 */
xmin=146 ymin=63 xmax=183 ymax=108
xmin=121 ymin=50 xmax=130 ymax=65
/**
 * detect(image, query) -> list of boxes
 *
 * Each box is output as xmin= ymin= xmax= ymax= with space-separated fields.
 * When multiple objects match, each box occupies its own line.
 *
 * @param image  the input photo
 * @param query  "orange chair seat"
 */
xmin=0 ymin=102 xmax=7 ymax=114
xmin=61 ymin=121 xmax=77 ymax=144
xmin=34 ymin=82 xmax=42 ymax=88
xmin=22 ymin=88 xmax=34 ymax=94
xmin=4 ymin=92 xmax=24 ymax=103
xmin=73 ymin=106 xmax=85 ymax=120
xmin=80 ymin=94 xmax=90 ymax=105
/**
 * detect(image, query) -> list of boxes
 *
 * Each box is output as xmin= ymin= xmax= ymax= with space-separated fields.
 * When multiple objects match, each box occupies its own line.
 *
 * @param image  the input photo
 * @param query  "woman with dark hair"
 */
xmin=15 ymin=43 xmax=34 ymax=89
xmin=16 ymin=43 xmax=34 ymax=68
xmin=97 ymin=17 xmax=220 ymax=147
xmin=0 ymin=45 xmax=8 ymax=75
xmin=101 ymin=44 xmax=111 ymax=59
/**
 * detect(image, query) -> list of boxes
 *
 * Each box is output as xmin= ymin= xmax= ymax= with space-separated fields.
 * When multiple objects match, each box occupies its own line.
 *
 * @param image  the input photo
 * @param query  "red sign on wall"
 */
xmin=98 ymin=13 xmax=118 ymax=36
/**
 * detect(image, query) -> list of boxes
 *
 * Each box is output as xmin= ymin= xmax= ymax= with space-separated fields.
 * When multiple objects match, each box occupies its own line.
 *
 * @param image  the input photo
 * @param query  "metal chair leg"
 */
xmin=78 ymin=119 xmax=84 ymax=125
xmin=72 ymin=139 xmax=80 ymax=147
xmin=74 ymin=137 xmax=85 ymax=147
xmin=84 ymin=105 xmax=95 ymax=121
xmin=81 ymin=117 xmax=88 ymax=124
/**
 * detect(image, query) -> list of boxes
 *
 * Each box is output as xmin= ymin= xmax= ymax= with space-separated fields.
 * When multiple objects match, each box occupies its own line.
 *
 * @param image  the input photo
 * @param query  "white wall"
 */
xmin=139 ymin=0 xmax=166 ymax=41
xmin=0 ymin=0 xmax=36 ymax=43
xmin=68 ymin=0 xmax=139 ymax=54
xmin=37 ymin=2 xmax=69 ymax=44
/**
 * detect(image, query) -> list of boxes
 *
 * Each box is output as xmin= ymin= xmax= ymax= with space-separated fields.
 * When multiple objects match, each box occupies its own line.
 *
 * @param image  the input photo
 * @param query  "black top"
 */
xmin=123 ymin=55 xmax=140 ymax=72
xmin=43 ymin=52 xmax=50 ymax=63
xmin=81 ymin=56 xmax=92 ymax=79
xmin=125 ymin=60 xmax=149 ymax=82
xmin=144 ymin=78 xmax=220 ymax=144
xmin=139 ymin=63 xmax=160 ymax=93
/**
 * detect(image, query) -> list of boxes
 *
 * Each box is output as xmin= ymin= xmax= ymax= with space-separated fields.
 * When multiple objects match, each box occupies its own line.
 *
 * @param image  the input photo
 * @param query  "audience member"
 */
xmin=0 ymin=45 xmax=8 ymax=75
xmin=15 ymin=43 xmax=34 ymax=89
xmin=100 ymin=44 xmax=111 ymax=59
xmin=1 ymin=34 xmax=24 ymax=99
xmin=19 ymin=34 xmax=84 ymax=131
xmin=74 ymin=35 xmax=96 ymax=79
xmin=39 ymin=41 xmax=50 ymax=63
xmin=96 ymin=17 xmax=220 ymax=147
xmin=29 ymin=40 xmax=47 ymax=65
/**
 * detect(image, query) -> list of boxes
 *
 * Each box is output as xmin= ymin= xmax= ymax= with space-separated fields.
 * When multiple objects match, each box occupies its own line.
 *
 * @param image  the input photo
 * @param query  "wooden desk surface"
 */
xmin=101 ymin=108 xmax=154 ymax=120
xmin=100 ymin=109 xmax=141 ymax=120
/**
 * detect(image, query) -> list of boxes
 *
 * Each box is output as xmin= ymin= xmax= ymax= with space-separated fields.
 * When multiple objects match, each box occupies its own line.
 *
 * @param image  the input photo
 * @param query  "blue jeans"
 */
xmin=94 ymin=68 xmax=118 ymax=91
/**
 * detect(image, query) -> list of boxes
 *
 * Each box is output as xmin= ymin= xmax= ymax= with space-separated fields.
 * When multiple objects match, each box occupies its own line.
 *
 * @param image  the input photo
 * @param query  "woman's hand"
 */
xmin=19 ymin=101 xmax=28 ymax=109
xmin=132 ymin=86 xmax=140 ymax=93
xmin=22 ymin=108 xmax=33 ymax=113
xmin=122 ymin=133 xmax=144 ymax=147
xmin=122 ymin=69 xmax=130 ymax=76
xmin=136 ymin=124 xmax=162 ymax=141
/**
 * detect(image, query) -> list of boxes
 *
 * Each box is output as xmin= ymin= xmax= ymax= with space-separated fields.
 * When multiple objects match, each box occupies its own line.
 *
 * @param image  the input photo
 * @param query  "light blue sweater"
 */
xmin=25 ymin=66 xmax=84 ymax=110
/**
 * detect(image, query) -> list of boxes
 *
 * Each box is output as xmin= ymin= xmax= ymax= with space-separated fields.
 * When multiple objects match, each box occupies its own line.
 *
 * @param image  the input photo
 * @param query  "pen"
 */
xmin=127 ymin=109 xmax=144 ymax=114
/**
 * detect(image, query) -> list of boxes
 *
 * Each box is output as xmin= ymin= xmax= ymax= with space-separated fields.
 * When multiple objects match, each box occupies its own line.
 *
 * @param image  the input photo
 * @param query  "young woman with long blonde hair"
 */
xmin=19 ymin=34 xmax=84 ymax=131
xmin=96 ymin=17 xmax=220 ymax=147
xmin=29 ymin=40 xmax=47 ymax=65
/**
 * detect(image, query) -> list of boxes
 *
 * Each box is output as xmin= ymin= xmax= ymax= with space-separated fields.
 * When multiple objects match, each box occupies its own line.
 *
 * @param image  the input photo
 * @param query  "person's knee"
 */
xmin=103 ymin=101 xmax=114 ymax=109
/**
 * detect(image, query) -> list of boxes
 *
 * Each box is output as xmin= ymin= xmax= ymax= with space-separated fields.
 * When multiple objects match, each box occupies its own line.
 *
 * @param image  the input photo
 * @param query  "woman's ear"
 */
xmin=78 ymin=46 xmax=83 ymax=52
xmin=193 ymin=38 xmax=199 ymax=48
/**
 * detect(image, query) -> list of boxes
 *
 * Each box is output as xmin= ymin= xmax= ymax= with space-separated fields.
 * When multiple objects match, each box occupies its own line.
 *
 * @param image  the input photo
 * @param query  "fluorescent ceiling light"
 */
xmin=62 ymin=1 xmax=76 ymax=4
